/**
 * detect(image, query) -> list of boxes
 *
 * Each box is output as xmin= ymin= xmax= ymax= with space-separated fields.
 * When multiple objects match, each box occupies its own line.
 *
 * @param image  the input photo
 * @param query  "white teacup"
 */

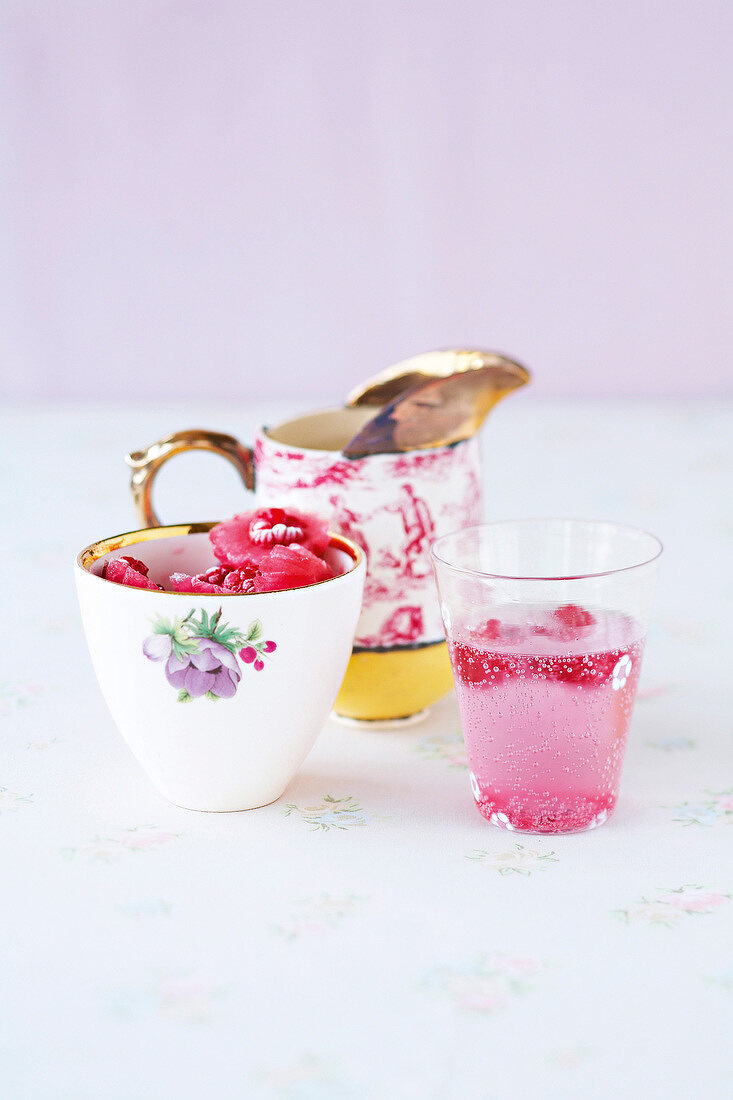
xmin=75 ymin=523 xmax=365 ymax=811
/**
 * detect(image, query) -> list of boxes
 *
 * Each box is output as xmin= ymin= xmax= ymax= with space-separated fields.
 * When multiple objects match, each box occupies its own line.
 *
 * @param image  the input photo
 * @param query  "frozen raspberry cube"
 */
xmin=481 ymin=618 xmax=502 ymax=641
xmin=477 ymin=618 xmax=525 ymax=645
xmin=549 ymin=650 xmax=619 ymax=686
xmin=549 ymin=604 xmax=596 ymax=640
xmin=210 ymin=507 xmax=330 ymax=567
xmin=103 ymin=555 xmax=162 ymax=591
xmin=450 ymin=639 xmax=522 ymax=686
xmin=253 ymin=544 xmax=334 ymax=593
xmin=169 ymin=571 xmax=230 ymax=594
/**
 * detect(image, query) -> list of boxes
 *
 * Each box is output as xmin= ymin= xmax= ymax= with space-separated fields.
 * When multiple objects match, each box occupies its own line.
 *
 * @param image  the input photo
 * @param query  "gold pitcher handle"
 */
xmin=125 ymin=429 xmax=254 ymax=528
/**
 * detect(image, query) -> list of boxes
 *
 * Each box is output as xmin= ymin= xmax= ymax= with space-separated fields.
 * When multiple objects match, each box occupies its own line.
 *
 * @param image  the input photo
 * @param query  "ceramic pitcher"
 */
xmin=126 ymin=350 xmax=529 ymax=722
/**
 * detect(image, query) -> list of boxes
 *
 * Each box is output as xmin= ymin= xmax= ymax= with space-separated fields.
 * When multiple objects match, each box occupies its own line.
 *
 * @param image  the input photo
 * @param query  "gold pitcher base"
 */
xmin=333 ymin=642 xmax=454 ymax=722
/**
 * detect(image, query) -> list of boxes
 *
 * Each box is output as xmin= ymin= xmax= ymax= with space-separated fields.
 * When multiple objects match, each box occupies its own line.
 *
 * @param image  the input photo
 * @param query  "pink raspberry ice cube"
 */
xmin=550 ymin=603 xmax=596 ymax=640
xmin=103 ymin=555 xmax=162 ymax=591
xmin=252 ymin=544 xmax=334 ymax=593
xmin=210 ymin=507 xmax=330 ymax=567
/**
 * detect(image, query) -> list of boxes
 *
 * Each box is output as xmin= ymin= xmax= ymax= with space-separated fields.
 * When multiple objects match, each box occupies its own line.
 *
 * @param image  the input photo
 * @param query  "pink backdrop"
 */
xmin=1 ymin=1 xmax=730 ymax=400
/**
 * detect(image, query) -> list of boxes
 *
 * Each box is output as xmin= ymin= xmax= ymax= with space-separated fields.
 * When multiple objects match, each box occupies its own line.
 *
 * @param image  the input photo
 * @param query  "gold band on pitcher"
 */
xmin=334 ymin=641 xmax=454 ymax=721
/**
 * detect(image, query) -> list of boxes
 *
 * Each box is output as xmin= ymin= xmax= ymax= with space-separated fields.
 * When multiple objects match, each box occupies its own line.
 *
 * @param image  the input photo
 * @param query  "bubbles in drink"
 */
xmin=448 ymin=604 xmax=645 ymax=833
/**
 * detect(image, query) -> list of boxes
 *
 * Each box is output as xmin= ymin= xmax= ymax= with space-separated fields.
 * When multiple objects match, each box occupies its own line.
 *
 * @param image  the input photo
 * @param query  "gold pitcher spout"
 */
xmin=343 ymin=349 xmax=530 ymax=458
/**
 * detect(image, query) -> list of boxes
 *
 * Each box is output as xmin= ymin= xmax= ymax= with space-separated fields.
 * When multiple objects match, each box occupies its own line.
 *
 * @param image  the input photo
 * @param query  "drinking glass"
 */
xmin=432 ymin=520 xmax=662 ymax=833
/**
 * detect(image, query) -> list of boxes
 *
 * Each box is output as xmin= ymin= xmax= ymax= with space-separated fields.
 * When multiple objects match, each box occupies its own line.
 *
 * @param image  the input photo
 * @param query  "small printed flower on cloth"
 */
xmin=466 ymin=843 xmax=559 ymax=875
xmin=283 ymin=795 xmax=372 ymax=831
xmin=0 ymin=787 xmax=33 ymax=814
xmin=414 ymin=732 xmax=468 ymax=769
xmin=107 ymin=970 xmax=229 ymax=1024
xmin=425 ymin=953 xmax=544 ymax=1014
xmin=271 ymin=894 xmax=368 ymax=940
xmin=64 ymin=826 xmax=180 ymax=863
xmin=615 ymin=885 xmax=731 ymax=927
xmin=669 ymin=790 xmax=733 ymax=826
xmin=0 ymin=681 xmax=44 ymax=716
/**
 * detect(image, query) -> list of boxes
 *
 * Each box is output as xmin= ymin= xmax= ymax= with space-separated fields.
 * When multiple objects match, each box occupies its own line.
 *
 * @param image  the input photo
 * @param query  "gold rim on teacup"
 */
xmin=77 ymin=522 xmax=365 ymax=595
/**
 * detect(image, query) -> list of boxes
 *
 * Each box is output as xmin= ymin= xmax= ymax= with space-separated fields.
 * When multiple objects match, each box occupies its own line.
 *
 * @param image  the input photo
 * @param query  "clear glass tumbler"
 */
xmin=432 ymin=520 xmax=662 ymax=833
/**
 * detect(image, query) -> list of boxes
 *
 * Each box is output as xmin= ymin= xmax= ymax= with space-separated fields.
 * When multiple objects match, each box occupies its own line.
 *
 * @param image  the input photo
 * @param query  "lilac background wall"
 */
xmin=1 ymin=1 xmax=730 ymax=401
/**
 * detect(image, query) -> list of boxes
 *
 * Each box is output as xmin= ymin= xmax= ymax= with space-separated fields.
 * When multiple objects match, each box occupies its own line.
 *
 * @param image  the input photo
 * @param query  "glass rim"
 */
xmin=431 ymin=519 xmax=663 ymax=582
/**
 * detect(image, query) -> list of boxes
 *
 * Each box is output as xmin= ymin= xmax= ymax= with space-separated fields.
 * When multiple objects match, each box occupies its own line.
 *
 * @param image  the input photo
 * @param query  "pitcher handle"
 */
xmin=125 ymin=429 xmax=255 ymax=528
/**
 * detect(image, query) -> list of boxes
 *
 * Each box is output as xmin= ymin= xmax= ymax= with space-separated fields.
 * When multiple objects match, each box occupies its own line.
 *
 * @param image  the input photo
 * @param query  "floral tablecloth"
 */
xmin=2 ymin=398 xmax=731 ymax=1099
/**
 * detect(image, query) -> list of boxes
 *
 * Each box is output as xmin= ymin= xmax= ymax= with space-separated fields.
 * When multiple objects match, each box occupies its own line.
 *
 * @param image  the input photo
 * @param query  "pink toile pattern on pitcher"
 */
xmin=253 ymin=431 xmax=482 ymax=649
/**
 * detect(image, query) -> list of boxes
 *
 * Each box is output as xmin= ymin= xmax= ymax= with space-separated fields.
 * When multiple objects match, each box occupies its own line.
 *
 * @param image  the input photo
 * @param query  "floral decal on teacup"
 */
xmin=142 ymin=608 xmax=276 ymax=702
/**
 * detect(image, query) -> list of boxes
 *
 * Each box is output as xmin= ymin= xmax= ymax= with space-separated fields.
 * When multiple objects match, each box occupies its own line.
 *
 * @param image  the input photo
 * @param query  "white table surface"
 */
xmin=2 ymin=397 xmax=731 ymax=1099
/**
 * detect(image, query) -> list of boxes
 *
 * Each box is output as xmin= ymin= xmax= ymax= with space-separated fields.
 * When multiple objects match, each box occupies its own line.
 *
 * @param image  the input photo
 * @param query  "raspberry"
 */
xmin=222 ymin=567 xmax=257 ymax=594
xmin=202 ymin=566 xmax=230 ymax=585
xmin=103 ymin=555 xmax=162 ymax=591
xmin=482 ymin=618 xmax=502 ymax=641
xmin=449 ymin=640 xmax=520 ymax=686
xmin=548 ymin=650 xmax=621 ymax=686
xmin=169 ymin=571 xmax=231 ymax=594
xmin=550 ymin=604 xmax=596 ymax=640
xmin=554 ymin=604 xmax=595 ymax=629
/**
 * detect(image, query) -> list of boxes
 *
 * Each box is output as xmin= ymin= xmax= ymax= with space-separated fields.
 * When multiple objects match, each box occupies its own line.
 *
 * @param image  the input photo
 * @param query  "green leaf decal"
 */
xmin=212 ymin=625 xmax=246 ymax=653
xmin=246 ymin=619 xmax=264 ymax=643
xmin=171 ymin=638 xmax=199 ymax=663
xmin=152 ymin=617 xmax=175 ymax=635
xmin=177 ymin=690 xmax=192 ymax=703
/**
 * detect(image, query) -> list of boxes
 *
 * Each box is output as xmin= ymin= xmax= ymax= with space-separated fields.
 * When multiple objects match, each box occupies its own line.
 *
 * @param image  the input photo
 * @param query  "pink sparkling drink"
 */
xmin=450 ymin=606 xmax=644 ymax=832
xmin=432 ymin=521 xmax=662 ymax=834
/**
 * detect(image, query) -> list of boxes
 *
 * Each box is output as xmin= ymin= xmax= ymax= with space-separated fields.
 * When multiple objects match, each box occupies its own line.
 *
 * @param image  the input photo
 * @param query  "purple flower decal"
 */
xmin=143 ymin=633 xmax=173 ymax=661
xmin=165 ymin=639 xmax=241 ymax=699
xmin=143 ymin=610 xmax=275 ymax=702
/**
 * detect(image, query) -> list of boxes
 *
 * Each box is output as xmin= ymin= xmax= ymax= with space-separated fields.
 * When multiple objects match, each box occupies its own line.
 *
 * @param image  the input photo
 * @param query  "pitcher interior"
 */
xmin=265 ymin=406 xmax=377 ymax=452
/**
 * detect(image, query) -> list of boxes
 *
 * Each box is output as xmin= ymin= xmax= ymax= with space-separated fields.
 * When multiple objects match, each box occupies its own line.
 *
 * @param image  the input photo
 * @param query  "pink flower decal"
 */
xmin=238 ymin=636 xmax=276 ymax=671
xmin=143 ymin=610 xmax=275 ymax=702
